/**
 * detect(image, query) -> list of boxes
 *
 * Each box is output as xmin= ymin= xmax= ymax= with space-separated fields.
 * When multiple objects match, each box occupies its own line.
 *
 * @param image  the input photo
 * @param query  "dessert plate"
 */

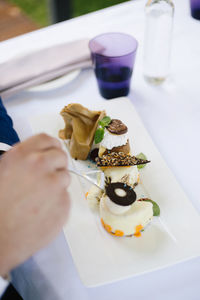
xmin=29 ymin=97 xmax=200 ymax=287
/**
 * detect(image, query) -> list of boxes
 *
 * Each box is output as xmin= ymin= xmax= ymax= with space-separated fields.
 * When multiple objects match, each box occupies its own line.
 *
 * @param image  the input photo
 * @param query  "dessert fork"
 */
xmin=68 ymin=167 xmax=105 ymax=190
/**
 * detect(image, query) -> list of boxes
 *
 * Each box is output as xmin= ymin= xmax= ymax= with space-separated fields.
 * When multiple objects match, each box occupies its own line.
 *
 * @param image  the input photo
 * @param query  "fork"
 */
xmin=68 ymin=167 xmax=105 ymax=190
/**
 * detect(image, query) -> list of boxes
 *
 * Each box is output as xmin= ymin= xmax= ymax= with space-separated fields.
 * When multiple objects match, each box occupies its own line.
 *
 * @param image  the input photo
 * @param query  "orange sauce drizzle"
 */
xmin=134 ymin=224 xmax=143 ymax=237
xmin=101 ymin=218 xmax=124 ymax=237
xmin=101 ymin=220 xmax=144 ymax=238
xmin=115 ymin=230 xmax=124 ymax=237
xmin=101 ymin=218 xmax=105 ymax=227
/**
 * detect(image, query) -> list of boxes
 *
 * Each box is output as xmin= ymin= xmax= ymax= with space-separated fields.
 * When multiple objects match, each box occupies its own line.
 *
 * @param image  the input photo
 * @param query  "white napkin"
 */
xmin=0 ymin=39 xmax=92 ymax=97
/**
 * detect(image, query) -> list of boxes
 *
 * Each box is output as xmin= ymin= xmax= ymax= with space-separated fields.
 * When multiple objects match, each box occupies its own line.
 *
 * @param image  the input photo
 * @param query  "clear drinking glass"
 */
xmin=143 ymin=0 xmax=174 ymax=85
xmin=89 ymin=33 xmax=138 ymax=100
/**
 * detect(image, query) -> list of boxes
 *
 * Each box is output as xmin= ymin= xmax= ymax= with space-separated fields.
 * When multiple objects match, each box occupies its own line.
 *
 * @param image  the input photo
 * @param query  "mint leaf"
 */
xmin=136 ymin=152 xmax=147 ymax=169
xmin=94 ymin=128 xmax=104 ymax=144
xmin=99 ymin=116 xmax=111 ymax=128
xmin=141 ymin=199 xmax=160 ymax=216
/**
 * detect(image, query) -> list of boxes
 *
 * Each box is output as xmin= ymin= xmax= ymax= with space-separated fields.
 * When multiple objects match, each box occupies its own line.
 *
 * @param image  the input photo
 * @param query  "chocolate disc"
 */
xmin=107 ymin=119 xmax=128 ymax=135
xmin=105 ymin=182 xmax=136 ymax=206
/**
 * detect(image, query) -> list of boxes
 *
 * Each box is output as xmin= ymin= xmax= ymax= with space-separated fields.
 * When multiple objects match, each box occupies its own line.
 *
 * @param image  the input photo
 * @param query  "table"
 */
xmin=1 ymin=0 xmax=200 ymax=299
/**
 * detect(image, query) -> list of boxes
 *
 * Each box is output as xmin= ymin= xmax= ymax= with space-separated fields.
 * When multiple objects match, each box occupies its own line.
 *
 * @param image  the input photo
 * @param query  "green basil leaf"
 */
xmin=94 ymin=128 xmax=104 ymax=144
xmin=136 ymin=152 xmax=147 ymax=169
xmin=141 ymin=199 xmax=160 ymax=216
xmin=99 ymin=116 xmax=111 ymax=128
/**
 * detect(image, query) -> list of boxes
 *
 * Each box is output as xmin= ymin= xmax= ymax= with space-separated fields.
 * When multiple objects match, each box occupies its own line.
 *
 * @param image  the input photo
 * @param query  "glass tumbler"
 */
xmin=89 ymin=32 xmax=138 ymax=100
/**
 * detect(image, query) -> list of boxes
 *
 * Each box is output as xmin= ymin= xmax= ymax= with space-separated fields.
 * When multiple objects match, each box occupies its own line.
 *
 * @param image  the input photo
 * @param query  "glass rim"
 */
xmin=89 ymin=32 xmax=138 ymax=58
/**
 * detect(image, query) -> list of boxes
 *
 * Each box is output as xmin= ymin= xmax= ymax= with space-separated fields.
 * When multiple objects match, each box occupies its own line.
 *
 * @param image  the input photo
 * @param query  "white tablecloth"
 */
xmin=1 ymin=0 xmax=200 ymax=299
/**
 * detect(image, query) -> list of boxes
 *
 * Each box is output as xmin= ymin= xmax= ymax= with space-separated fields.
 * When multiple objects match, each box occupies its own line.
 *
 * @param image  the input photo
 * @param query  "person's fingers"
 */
xmin=17 ymin=133 xmax=62 ymax=154
xmin=38 ymin=188 xmax=70 ymax=247
xmin=56 ymin=189 xmax=71 ymax=227
xmin=48 ymin=169 xmax=71 ymax=189
xmin=29 ymin=148 xmax=69 ymax=173
xmin=43 ymin=170 xmax=71 ymax=228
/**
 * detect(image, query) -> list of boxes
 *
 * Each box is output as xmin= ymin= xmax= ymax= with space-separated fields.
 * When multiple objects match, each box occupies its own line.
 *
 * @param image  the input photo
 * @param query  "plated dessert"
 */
xmin=59 ymin=103 xmax=160 ymax=237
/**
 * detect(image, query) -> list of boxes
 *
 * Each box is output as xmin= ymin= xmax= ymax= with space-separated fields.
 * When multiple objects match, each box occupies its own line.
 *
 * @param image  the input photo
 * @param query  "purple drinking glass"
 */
xmin=89 ymin=33 xmax=138 ymax=100
xmin=190 ymin=0 xmax=200 ymax=20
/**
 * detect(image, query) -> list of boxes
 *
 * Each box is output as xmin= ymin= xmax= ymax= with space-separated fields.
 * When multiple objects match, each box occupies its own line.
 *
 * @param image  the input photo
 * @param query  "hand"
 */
xmin=0 ymin=134 xmax=70 ymax=275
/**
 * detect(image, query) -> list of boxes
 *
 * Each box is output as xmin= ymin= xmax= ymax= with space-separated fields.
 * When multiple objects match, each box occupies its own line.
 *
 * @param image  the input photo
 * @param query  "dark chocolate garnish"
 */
xmin=107 ymin=119 xmax=127 ymax=135
xmin=96 ymin=152 xmax=150 ymax=167
xmin=105 ymin=176 xmax=112 ymax=186
xmin=89 ymin=148 xmax=99 ymax=162
xmin=105 ymin=182 xmax=136 ymax=206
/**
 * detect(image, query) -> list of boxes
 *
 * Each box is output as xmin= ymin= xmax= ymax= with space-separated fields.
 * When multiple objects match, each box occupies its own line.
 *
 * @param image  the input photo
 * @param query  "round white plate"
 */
xmin=28 ymin=69 xmax=80 ymax=92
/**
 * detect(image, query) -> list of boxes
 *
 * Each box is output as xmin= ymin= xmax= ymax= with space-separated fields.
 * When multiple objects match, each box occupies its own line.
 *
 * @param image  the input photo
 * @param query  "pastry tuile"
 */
xmin=59 ymin=103 xmax=105 ymax=160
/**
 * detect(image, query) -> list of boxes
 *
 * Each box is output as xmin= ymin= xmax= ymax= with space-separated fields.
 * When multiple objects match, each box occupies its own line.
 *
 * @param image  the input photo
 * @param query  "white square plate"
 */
xmin=30 ymin=97 xmax=200 ymax=287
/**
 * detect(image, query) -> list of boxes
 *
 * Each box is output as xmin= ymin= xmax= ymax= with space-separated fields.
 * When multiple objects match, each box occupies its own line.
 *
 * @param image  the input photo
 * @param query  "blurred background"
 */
xmin=0 ymin=0 xmax=129 ymax=41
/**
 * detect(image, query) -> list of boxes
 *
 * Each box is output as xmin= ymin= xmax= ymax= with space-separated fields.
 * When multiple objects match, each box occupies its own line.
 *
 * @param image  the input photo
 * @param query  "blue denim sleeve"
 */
xmin=0 ymin=97 xmax=20 ymax=145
